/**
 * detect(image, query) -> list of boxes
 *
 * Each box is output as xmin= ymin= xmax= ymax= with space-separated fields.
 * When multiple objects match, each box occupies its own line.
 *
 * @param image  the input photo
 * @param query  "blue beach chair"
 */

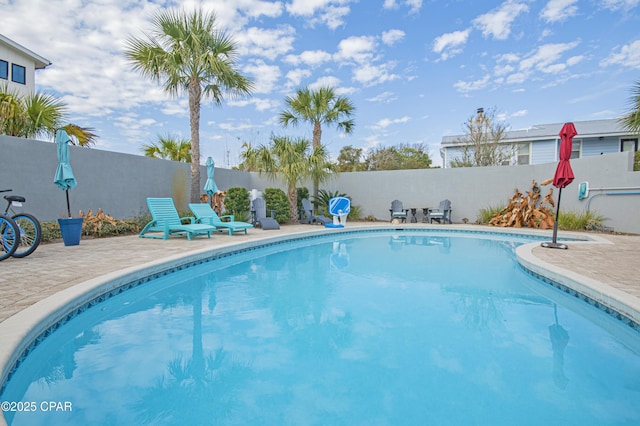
xmin=139 ymin=198 xmax=216 ymax=240
xmin=189 ymin=203 xmax=253 ymax=236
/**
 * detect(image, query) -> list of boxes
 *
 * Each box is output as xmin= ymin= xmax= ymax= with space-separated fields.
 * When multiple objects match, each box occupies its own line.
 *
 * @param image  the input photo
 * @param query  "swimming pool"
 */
xmin=1 ymin=230 xmax=639 ymax=425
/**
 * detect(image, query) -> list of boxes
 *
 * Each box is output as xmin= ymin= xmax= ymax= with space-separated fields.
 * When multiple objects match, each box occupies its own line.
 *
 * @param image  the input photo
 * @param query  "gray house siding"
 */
xmin=531 ymin=139 xmax=556 ymax=164
xmin=441 ymin=118 xmax=636 ymax=167
xmin=582 ymin=137 xmax=621 ymax=157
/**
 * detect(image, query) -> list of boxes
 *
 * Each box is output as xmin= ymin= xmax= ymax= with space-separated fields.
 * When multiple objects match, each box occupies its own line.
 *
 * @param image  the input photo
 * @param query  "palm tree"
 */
xmin=142 ymin=133 xmax=191 ymax=162
xmin=279 ymin=86 xmax=355 ymax=201
xmin=240 ymin=135 xmax=332 ymax=221
xmin=124 ymin=8 xmax=253 ymax=203
xmin=620 ymin=80 xmax=640 ymax=134
xmin=0 ymin=86 xmax=97 ymax=145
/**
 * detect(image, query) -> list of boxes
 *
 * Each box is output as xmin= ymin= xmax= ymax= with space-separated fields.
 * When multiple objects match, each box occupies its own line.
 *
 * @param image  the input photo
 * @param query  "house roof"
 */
xmin=441 ymin=118 xmax=629 ymax=146
xmin=0 ymin=33 xmax=51 ymax=69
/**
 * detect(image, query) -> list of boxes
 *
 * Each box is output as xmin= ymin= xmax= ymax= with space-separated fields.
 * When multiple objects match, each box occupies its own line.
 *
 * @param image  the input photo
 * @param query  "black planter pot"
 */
xmin=58 ymin=217 xmax=84 ymax=246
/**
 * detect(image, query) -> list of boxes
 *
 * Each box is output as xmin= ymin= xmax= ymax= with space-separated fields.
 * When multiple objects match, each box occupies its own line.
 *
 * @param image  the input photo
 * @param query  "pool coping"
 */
xmin=1 ymin=224 xmax=638 ymax=425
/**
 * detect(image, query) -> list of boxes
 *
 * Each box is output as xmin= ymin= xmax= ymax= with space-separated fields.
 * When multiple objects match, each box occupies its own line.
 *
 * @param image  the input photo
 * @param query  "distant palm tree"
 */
xmin=0 ymin=86 xmax=97 ymax=145
xmin=240 ymin=135 xmax=333 ymax=220
xmin=279 ymin=86 xmax=355 ymax=201
xmin=142 ymin=134 xmax=191 ymax=162
xmin=620 ymin=80 xmax=640 ymax=135
xmin=124 ymin=8 xmax=253 ymax=203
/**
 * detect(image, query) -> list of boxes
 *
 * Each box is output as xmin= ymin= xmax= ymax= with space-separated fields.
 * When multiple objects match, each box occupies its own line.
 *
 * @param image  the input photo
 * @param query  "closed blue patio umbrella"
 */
xmin=53 ymin=129 xmax=77 ymax=218
xmin=204 ymin=157 xmax=218 ymax=205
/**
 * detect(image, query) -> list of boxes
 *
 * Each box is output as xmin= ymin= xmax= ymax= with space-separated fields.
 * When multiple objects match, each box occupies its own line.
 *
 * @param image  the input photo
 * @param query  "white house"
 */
xmin=440 ymin=109 xmax=638 ymax=168
xmin=0 ymin=34 xmax=51 ymax=96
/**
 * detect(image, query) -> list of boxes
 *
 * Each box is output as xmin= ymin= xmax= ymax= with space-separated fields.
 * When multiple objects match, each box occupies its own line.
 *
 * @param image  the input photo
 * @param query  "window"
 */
xmin=621 ymin=138 xmax=638 ymax=152
xmin=0 ymin=60 xmax=7 ymax=80
xmin=11 ymin=63 xmax=25 ymax=84
xmin=570 ymin=139 xmax=581 ymax=159
xmin=516 ymin=142 xmax=530 ymax=165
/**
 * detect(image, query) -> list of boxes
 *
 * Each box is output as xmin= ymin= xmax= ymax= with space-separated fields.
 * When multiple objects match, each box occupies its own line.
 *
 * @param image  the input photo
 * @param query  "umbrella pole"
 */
xmin=542 ymin=187 xmax=568 ymax=249
xmin=66 ymin=189 xmax=72 ymax=218
xmin=552 ymin=187 xmax=562 ymax=243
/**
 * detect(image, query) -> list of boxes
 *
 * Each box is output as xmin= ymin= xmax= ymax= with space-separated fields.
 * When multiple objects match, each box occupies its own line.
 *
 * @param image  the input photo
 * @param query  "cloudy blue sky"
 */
xmin=3 ymin=0 xmax=640 ymax=167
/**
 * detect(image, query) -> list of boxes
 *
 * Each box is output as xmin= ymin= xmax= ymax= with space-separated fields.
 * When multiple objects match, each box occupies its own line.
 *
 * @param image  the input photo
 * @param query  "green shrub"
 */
xmin=476 ymin=204 xmax=505 ymax=224
xmin=635 ymin=151 xmax=640 ymax=171
xmin=264 ymin=188 xmax=291 ymax=223
xmin=224 ymin=187 xmax=251 ymax=222
xmin=557 ymin=209 xmax=607 ymax=231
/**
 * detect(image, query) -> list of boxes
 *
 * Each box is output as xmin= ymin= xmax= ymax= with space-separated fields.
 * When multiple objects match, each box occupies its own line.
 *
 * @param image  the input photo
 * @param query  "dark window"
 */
xmin=11 ymin=63 xmax=26 ymax=84
xmin=0 ymin=60 xmax=7 ymax=80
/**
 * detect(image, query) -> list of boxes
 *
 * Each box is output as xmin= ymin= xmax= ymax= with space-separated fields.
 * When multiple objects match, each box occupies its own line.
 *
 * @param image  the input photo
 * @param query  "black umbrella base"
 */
xmin=541 ymin=241 xmax=569 ymax=250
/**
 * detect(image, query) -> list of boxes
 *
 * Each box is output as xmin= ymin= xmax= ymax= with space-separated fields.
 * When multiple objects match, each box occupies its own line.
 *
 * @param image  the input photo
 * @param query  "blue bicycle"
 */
xmin=0 ymin=213 xmax=19 ymax=261
xmin=1 ymin=189 xmax=42 ymax=258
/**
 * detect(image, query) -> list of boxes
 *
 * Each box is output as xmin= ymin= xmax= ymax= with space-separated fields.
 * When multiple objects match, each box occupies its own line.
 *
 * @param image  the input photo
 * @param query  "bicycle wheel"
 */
xmin=0 ymin=216 xmax=20 ymax=261
xmin=11 ymin=213 xmax=42 ymax=258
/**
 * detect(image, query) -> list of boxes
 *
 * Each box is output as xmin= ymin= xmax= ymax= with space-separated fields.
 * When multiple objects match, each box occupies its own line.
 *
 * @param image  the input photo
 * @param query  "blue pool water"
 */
xmin=2 ymin=231 xmax=640 ymax=425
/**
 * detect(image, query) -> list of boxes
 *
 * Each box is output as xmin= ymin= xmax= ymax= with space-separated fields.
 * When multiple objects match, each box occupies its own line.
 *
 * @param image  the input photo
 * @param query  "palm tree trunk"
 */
xmin=312 ymin=122 xmax=322 ymax=205
xmin=288 ymin=185 xmax=298 ymax=222
xmin=189 ymin=79 xmax=202 ymax=204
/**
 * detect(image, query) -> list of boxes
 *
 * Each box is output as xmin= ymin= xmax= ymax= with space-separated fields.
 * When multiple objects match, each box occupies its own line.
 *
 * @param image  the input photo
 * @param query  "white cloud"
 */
xmin=236 ymin=25 xmax=296 ymax=60
xmin=601 ymin=0 xmax=640 ymax=11
xmin=473 ymin=0 xmax=529 ymax=40
xmin=228 ymin=97 xmax=279 ymax=112
xmin=366 ymin=91 xmax=398 ymax=103
xmin=540 ymin=0 xmax=579 ymax=23
xmin=381 ymin=29 xmax=406 ymax=46
xmin=453 ymin=75 xmax=491 ymax=92
xmin=309 ymin=75 xmax=342 ymax=90
xmin=352 ymin=62 xmax=400 ymax=86
xmin=285 ymin=69 xmax=313 ymax=88
xmin=383 ymin=0 xmax=423 ymax=14
xmin=601 ymin=40 xmax=640 ymax=68
xmin=334 ymin=35 xmax=377 ymax=64
xmin=372 ymin=116 xmax=411 ymax=130
xmin=518 ymin=41 xmax=580 ymax=73
xmin=243 ymin=60 xmax=282 ymax=93
xmin=286 ymin=0 xmax=354 ymax=29
xmin=432 ymin=29 xmax=471 ymax=60
xmin=284 ymin=50 xmax=333 ymax=67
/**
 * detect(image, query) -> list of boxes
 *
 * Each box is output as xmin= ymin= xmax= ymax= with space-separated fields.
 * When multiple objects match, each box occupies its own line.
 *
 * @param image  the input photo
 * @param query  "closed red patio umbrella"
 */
xmin=542 ymin=122 xmax=577 ymax=249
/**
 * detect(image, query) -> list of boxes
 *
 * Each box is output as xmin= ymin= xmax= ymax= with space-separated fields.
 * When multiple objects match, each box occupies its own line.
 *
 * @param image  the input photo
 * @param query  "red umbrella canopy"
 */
xmin=553 ymin=122 xmax=577 ymax=189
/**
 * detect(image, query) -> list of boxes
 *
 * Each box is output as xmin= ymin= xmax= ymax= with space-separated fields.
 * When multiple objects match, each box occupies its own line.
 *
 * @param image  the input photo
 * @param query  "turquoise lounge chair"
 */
xmin=140 ymin=198 xmax=216 ymax=240
xmin=189 ymin=203 xmax=254 ymax=236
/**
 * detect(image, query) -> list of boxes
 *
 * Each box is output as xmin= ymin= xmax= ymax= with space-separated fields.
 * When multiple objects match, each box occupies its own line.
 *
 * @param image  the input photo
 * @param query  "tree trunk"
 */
xmin=312 ymin=121 xmax=322 ymax=206
xmin=189 ymin=79 xmax=202 ymax=204
xmin=288 ymin=185 xmax=298 ymax=222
